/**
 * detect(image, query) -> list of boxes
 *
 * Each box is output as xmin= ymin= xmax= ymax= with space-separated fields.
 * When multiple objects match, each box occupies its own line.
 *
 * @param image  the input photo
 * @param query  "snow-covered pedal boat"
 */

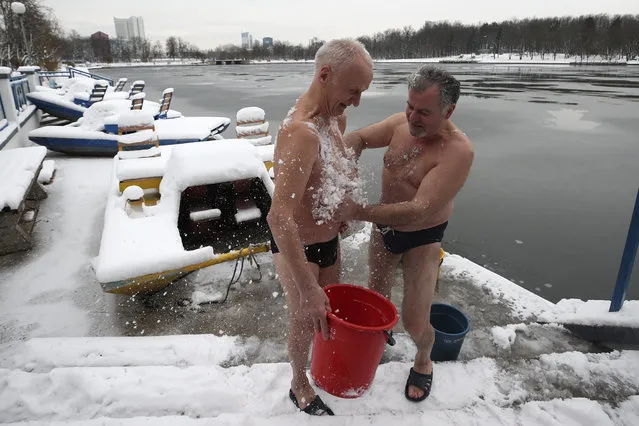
xmin=92 ymin=117 xmax=275 ymax=295
xmin=28 ymin=96 xmax=229 ymax=156
xmin=27 ymin=77 xmax=146 ymax=122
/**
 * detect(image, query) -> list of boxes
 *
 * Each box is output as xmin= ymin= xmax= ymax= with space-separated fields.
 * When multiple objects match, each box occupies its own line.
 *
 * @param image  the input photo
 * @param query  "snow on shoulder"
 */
xmin=0 ymin=146 xmax=47 ymax=210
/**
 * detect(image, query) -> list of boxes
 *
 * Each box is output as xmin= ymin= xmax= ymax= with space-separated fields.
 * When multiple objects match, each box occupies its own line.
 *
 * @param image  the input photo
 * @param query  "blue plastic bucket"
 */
xmin=430 ymin=303 xmax=470 ymax=361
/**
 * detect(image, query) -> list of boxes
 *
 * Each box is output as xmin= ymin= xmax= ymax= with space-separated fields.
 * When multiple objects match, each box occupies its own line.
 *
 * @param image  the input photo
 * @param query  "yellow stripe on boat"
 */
xmin=118 ymin=176 xmax=162 ymax=193
xmin=101 ymin=243 xmax=272 ymax=295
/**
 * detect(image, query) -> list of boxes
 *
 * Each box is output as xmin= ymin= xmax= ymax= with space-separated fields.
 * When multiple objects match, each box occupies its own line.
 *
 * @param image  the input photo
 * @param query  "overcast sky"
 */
xmin=44 ymin=0 xmax=639 ymax=49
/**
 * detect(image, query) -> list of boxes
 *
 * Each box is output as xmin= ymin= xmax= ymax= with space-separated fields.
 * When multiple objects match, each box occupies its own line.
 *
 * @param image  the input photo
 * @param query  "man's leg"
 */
xmin=368 ymin=226 xmax=401 ymax=299
xmin=401 ymin=242 xmax=441 ymax=400
xmin=274 ymin=253 xmax=321 ymax=409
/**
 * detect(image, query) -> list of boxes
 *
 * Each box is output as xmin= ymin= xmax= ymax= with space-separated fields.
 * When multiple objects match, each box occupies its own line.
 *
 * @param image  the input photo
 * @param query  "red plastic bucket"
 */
xmin=310 ymin=284 xmax=399 ymax=398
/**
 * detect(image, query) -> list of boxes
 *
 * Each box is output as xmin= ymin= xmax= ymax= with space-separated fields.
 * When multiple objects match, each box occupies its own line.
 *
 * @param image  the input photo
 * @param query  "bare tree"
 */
xmin=165 ymin=36 xmax=177 ymax=58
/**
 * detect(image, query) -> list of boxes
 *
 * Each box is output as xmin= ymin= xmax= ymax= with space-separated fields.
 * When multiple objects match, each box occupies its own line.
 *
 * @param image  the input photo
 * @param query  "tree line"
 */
xmin=1 ymin=1 xmax=638 ymax=68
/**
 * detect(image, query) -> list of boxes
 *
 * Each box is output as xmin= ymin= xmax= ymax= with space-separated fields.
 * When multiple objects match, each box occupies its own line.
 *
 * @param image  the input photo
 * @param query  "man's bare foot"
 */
xmin=290 ymin=380 xmax=334 ymax=416
xmin=407 ymin=352 xmax=433 ymax=400
xmin=291 ymin=380 xmax=317 ymax=410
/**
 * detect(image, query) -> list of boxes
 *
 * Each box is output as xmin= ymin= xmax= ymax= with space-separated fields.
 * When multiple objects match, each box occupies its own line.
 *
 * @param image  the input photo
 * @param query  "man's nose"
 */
xmin=352 ymin=93 xmax=361 ymax=107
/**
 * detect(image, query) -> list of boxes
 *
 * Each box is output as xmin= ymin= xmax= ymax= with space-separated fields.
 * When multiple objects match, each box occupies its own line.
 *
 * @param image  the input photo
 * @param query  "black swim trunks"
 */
xmin=377 ymin=222 xmax=448 ymax=255
xmin=270 ymin=235 xmax=339 ymax=268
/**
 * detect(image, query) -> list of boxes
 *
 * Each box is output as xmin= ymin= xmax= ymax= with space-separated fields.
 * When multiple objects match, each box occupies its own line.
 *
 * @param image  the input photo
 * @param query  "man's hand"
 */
xmin=300 ymin=285 xmax=332 ymax=340
xmin=334 ymin=197 xmax=363 ymax=223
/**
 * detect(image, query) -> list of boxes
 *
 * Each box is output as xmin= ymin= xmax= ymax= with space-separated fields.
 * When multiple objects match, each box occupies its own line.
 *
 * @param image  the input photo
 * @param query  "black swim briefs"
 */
xmin=377 ymin=222 xmax=448 ymax=255
xmin=270 ymin=235 xmax=339 ymax=268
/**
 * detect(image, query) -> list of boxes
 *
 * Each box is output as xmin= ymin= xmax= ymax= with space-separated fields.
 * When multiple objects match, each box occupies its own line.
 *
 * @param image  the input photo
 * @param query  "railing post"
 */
xmin=0 ymin=67 xmax=19 ymax=124
xmin=610 ymin=188 xmax=639 ymax=312
xmin=17 ymin=66 xmax=40 ymax=92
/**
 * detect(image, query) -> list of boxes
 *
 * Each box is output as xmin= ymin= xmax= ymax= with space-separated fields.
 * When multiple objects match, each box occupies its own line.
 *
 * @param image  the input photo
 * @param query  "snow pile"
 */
xmin=37 ymin=160 xmax=56 ymax=184
xmin=539 ymin=299 xmax=639 ymax=327
xmin=80 ymin=99 xmax=158 ymax=131
xmin=0 ymin=146 xmax=47 ymax=210
xmin=1 ymin=346 xmax=638 ymax=423
xmin=160 ymin=140 xmax=273 ymax=194
xmin=153 ymin=117 xmax=230 ymax=140
xmin=237 ymin=106 xmax=265 ymax=124
xmin=59 ymin=76 xmax=107 ymax=100
xmin=442 ymin=254 xmax=555 ymax=321
xmin=491 ymin=323 xmax=529 ymax=350
xmin=0 ymin=335 xmax=246 ymax=371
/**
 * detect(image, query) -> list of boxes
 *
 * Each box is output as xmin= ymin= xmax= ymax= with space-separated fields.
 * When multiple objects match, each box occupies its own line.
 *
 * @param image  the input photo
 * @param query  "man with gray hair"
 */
xmin=267 ymin=38 xmax=373 ymax=415
xmin=340 ymin=65 xmax=473 ymax=402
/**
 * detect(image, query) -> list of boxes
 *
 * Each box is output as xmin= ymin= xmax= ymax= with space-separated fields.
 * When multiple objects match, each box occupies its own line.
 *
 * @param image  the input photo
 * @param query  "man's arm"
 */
xmin=267 ymin=123 xmax=320 ymax=293
xmin=344 ymin=113 xmax=405 ymax=158
xmin=354 ymin=144 xmax=474 ymax=226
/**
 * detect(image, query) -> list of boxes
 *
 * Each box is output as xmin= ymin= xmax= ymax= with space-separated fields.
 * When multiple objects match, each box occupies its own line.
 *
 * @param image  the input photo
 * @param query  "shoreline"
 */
xmin=87 ymin=54 xmax=638 ymax=70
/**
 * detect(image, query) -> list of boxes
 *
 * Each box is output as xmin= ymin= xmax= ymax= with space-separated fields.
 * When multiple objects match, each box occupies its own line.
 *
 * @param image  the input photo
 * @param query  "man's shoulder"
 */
xmin=447 ymin=131 xmax=474 ymax=164
xmin=384 ymin=113 xmax=408 ymax=142
xmin=278 ymin=118 xmax=320 ymax=142
xmin=388 ymin=112 xmax=407 ymax=129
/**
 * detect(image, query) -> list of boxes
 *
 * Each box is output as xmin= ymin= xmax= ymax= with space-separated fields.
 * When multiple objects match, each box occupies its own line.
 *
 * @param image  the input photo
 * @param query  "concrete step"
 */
xmin=5 ymin=396 xmax=639 ymax=426
xmin=1 ymin=322 xmax=608 ymax=375
xmin=1 ymin=347 xmax=638 ymax=423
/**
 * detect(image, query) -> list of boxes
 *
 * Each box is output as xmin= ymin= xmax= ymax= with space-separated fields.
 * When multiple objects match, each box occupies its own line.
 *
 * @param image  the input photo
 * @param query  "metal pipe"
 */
xmin=610 ymin=188 xmax=639 ymax=312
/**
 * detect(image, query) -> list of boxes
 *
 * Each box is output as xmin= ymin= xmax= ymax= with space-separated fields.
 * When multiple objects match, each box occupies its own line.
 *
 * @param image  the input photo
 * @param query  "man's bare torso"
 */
xmin=381 ymin=120 xmax=469 ymax=232
xmin=275 ymin=108 xmax=355 ymax=244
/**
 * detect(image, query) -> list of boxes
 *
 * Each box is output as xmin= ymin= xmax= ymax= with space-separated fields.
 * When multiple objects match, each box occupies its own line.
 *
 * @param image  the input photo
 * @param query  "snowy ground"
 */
xmin=1 ymin=152 xmax=638 ymax=424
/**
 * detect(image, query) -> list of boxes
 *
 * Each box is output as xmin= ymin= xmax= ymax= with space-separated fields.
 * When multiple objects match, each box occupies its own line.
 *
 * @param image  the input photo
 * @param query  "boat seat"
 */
xmin=130 ymin=93 xmax=145 ymax=110
xmin=114 ymin=78 xmax=128 ymax=92
xmin=73 ymin=81 xmax=108 ymax=107
xmin=234 ymin=199 xmax=261 ymax=223
xmin=127 ymin=80 xmax=145 ymax=99
xmin=116 ymin=155 xmax=164 ymax=194
xmin=235 ymin=106 xmax=273 ymax=146
xmin=156 ymin=88 xmax=174 ymax=119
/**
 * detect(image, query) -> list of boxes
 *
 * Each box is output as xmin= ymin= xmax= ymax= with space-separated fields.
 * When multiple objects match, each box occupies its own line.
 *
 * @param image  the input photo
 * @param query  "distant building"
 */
xmin=241 ymin=32 xmax=253 ymax=49
xmin=90 ymin=31 xmax=112 ymax=61
xmin=262 ymin=37 xmax=273 ymax=48
xmin=114 ymin=16 xmax=146 ymax=40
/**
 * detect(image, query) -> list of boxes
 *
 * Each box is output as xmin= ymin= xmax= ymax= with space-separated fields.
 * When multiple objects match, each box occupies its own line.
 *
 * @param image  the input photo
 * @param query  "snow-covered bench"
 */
xmin=0 ymin=146 xmax=48 ymax=255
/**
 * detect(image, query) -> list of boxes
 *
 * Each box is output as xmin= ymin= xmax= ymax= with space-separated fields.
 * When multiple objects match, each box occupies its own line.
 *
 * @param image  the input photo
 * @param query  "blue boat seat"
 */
xmin=114 ymin=78 xmax=128 ymax=92
xmin=73 ymin=82 xmax=108 ymax=108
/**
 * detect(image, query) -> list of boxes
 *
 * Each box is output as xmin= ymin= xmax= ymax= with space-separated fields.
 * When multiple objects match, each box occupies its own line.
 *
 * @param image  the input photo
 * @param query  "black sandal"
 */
xmin=404 ymin=367 xmax=433 ymax=402
xmin=289 ymin=389 xmax=335 ymax=416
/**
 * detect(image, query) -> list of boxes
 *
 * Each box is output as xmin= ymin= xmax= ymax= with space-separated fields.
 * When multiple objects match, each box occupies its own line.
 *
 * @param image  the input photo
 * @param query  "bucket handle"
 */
xmin=384 ymin=330 xmax=396 ymax=346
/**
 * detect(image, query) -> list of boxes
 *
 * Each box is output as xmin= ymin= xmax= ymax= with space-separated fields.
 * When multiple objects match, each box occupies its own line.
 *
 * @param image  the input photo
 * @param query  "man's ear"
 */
xmin=318 ymin=64 xmax=331 ymax=84
xmin=444 ymin=103 xmax=456 ymax=120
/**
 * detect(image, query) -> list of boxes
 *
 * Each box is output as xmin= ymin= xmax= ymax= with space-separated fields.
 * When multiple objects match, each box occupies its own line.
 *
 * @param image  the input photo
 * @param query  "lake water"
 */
xmin=98 ymin=63 xmax=639 ymax=303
